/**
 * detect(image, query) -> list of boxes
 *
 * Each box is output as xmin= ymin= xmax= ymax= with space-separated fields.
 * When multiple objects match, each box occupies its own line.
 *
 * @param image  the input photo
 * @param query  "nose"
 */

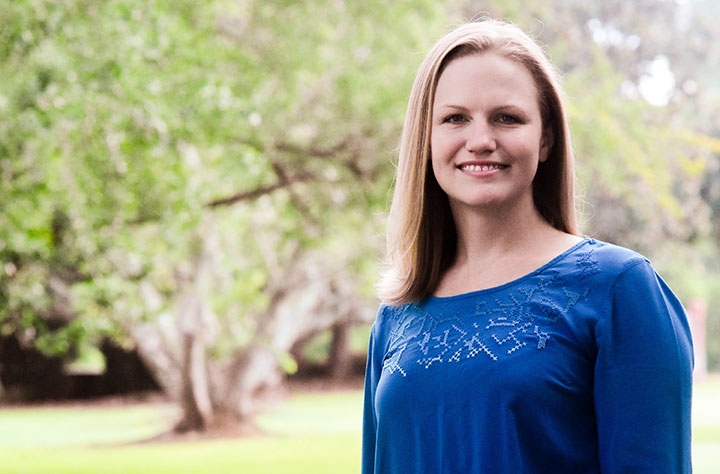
xmin=465 ymin=120 xmax=496 ymax=154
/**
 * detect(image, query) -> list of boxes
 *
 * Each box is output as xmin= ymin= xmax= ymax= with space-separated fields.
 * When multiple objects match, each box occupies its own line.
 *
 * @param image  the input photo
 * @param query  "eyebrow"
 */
xmin=435 ymin=104 xmax=469 ymax=112
xmin=434 ymin=104 xmax=530 ymax=114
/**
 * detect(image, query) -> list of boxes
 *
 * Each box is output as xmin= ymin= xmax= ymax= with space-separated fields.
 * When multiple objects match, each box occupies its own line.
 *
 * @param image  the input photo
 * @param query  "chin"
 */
xmin=449 ymin=196 xmax=507 ymax=209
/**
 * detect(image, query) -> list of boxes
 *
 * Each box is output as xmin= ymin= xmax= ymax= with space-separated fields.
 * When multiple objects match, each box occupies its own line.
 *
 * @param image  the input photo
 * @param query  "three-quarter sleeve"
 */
xmin=594 ymin=259 xmax=693 ymax=473
xmin=362 ymin=309 xmax=385 ymax=474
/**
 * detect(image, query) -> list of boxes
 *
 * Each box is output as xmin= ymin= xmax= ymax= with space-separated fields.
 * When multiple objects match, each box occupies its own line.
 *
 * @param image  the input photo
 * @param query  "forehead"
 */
xmin=433 ymin=52 xmax=540 ymax=110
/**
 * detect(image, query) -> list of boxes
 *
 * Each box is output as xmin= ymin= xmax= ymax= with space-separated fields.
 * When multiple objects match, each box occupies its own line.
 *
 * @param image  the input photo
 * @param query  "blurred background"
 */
xmin=1 ymin=0 xmax=719 ymax=473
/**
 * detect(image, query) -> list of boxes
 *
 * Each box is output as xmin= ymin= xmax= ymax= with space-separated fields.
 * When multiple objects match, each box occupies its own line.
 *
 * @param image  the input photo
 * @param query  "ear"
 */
xmin=539 ymin=126 xmax=554 ymax=163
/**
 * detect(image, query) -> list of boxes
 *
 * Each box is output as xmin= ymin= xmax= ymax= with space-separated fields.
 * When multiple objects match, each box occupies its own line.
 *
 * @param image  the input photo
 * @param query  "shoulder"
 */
xmin=567 ymin=238 xmax=653 ymax=287
xmin=369 ymin=301 xmax=422 ymax=354
xmin=372 ymin=301 xmax=418 ymax=334
xmin=373 ymin=301 xmax=420 ymax=325
xmin=583 ymin=238 xmax=648 ymax=274
xmin=584 ymin=240 xmax=687 ymax=330
xmin=557 ymin=239 xmax=666 ymax=310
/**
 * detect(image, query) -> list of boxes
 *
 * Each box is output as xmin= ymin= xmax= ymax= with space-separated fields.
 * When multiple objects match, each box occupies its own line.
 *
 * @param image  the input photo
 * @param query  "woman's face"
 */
xmin=430 ymin=52 xmax=550 ymax=214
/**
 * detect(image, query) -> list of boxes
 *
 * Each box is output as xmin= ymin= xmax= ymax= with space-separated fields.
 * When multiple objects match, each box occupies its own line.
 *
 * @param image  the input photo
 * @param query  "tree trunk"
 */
xmin=329 ymin=320 xmax=352 ymax=380
xmin=219 ymin=344 xmax=282 ymax=421
xmin=131 ymin=232 xmax=370 ymax=434
xmin=175 ymin=332 xmax=213 ymax=432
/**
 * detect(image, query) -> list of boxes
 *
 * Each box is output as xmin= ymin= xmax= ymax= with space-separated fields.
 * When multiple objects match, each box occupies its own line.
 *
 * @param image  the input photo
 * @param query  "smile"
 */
xmin=459 ymin=163 xmax=507 ymax=171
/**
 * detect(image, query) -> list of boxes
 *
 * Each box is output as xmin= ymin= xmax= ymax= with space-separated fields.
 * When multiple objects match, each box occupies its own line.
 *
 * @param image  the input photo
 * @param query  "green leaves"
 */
xmin=5 ymin=0 xmax=716 ymax=370
xmin=1 ymin=0 xmax=449 ymax=362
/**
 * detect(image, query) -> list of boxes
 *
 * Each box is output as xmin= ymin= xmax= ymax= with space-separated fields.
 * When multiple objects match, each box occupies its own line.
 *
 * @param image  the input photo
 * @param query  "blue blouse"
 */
xmin=362 ymin=239 xmax=693 ymax=473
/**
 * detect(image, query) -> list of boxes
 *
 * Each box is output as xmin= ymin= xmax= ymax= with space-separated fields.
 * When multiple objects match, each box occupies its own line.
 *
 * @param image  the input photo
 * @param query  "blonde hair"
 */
xmin=378 ymin=19 xmax=578 ymax=305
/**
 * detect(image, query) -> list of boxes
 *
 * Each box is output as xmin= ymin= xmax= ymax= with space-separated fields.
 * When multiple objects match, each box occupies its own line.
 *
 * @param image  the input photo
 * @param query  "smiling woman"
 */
xmin=363 ymin=18 xmax=693 ymax=474
xmin=430 ymin=52 xmax=549 ymax=216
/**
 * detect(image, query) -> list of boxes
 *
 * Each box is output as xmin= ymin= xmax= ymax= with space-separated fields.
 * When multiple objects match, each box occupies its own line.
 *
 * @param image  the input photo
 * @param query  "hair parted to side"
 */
xmin=377 ymin=18 xmax=578 ymax=305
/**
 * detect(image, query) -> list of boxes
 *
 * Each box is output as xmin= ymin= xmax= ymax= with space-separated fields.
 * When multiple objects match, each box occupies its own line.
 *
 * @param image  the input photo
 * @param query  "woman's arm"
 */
xmin=594 ymin=259 xmax=693 ymax=473
xmin=362 ymin=307 xmax=386 ymax=474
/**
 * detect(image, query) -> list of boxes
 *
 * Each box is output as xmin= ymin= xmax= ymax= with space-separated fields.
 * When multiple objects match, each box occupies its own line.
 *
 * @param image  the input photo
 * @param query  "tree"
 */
xmin=4 ymin=0 xmax=719 ymax=433
xmin=0 ymin=0 xmax=449 ymax=430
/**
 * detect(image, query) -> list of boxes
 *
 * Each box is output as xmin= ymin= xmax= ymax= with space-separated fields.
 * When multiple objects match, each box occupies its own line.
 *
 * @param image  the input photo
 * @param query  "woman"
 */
xmin=362 ymin=19 xmax=693 ymax=474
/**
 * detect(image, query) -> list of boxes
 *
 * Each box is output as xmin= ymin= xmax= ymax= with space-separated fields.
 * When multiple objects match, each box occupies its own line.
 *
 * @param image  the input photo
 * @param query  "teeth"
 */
xmin=461 ymin=164 xmax=504 ymax=171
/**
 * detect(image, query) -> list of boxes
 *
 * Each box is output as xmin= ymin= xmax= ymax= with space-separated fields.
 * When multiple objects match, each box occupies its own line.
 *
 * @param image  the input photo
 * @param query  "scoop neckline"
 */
xmin=425 ymin=237 xmax=594 ymax=303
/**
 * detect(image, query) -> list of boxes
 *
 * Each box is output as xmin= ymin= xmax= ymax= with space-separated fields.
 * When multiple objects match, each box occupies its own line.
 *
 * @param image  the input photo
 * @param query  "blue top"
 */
xmin=362 ymin=239 xmax=693 ymax=474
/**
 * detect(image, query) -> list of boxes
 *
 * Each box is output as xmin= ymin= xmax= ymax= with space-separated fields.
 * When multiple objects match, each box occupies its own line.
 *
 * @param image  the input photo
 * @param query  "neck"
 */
xmin=449 ymin=195 xmax=554 ymax=267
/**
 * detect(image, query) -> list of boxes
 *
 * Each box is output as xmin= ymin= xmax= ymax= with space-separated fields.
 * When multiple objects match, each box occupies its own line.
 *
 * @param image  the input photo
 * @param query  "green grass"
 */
xmin=0 ymin=403 xmax=176 ymax=448
xmin=0 ymin=391 xmax=362 ymax=474
xmin=692 ymin=374 xmax=720 ymax=474
xmin=0 ymin=376 xmax=718 ymax=474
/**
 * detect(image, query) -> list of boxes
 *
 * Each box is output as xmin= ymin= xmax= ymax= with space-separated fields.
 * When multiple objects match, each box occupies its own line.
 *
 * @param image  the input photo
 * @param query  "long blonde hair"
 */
xmin=377 ymin=19 xmax=578 ymax=305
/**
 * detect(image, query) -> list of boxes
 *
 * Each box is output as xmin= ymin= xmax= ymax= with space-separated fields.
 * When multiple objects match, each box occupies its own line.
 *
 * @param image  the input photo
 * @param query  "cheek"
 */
xmin=510 ymin=133 xmax=543 ymax=162
xmin=429 ymin=130 xmax=457 ymax=162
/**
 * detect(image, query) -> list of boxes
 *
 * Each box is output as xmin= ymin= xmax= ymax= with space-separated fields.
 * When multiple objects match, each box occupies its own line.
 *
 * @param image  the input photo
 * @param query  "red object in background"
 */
xmin=687 ymin=298 xmax=707 ymax=381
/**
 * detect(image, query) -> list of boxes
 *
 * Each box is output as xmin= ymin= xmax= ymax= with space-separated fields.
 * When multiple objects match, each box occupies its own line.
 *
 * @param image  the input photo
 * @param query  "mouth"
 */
xmin=458 ymin=163 xmax=508 ymax=171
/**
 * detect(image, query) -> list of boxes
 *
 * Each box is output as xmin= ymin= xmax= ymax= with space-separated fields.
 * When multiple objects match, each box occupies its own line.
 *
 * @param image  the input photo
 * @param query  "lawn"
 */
xmin=692 ymin=374 xmax=720 ymax=474
xmin=0 ymin=390 xmax=361 ymax=474
xmin=0 ymin=375 xmax=718 ymax=474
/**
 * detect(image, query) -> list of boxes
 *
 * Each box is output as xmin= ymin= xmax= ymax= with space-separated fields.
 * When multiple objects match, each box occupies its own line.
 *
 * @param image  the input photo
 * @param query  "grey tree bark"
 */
xmin=132 ymin=223 xmax=368 ymax=432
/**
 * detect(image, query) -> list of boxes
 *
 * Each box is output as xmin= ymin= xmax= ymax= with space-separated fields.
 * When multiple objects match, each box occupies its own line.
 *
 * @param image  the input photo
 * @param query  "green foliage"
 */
xmin=301 ymin=323 xmax=372 ymax=364
xmin=277 ymin=351 xmax=299 ymax=375
xmin=0 ymin=0 xmax=448 ymax=363
xmin=2 ymin=0 xmax=718 ymax=381
xmin=302 ymin=329 xmax=333 ymax=364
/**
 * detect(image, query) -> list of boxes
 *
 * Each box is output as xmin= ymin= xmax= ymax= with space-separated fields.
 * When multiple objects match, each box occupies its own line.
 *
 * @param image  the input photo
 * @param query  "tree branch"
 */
xmin=204 ymin=132 xmax=377 ymax=211
xmin=274 ymin=138 xmax=371 ymax=179
xmin=274 ymin=138 xmax=351 ymax=159
xmin=269 ymin=161 xmax=322 ymax=232
xmin=204 ymin=171 xmax=313 ymax=208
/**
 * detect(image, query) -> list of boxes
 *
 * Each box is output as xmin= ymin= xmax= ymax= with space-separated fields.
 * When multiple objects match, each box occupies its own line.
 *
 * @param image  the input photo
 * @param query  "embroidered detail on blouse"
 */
xmin=576 ymin=243 xmax=601 ymax=280
xmin=383 ymin=343 xmax=409 ymax=376
xmin=380 ymin=246 xmax=598 ymax=376
xmin=534 ymin=325 xmax=550 ymax=349
xmin=381 ymin=304 xmax=417 ymax=376
xmin=418 ymin=322 xmax=468 ymax=368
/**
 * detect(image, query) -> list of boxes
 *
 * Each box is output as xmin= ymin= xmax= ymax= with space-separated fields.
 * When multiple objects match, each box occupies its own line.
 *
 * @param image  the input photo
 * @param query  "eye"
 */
xmin=442 ymin=114 xmax=467 ymax=124
xmin=497 ymin=114 xmax=520 ymax=124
